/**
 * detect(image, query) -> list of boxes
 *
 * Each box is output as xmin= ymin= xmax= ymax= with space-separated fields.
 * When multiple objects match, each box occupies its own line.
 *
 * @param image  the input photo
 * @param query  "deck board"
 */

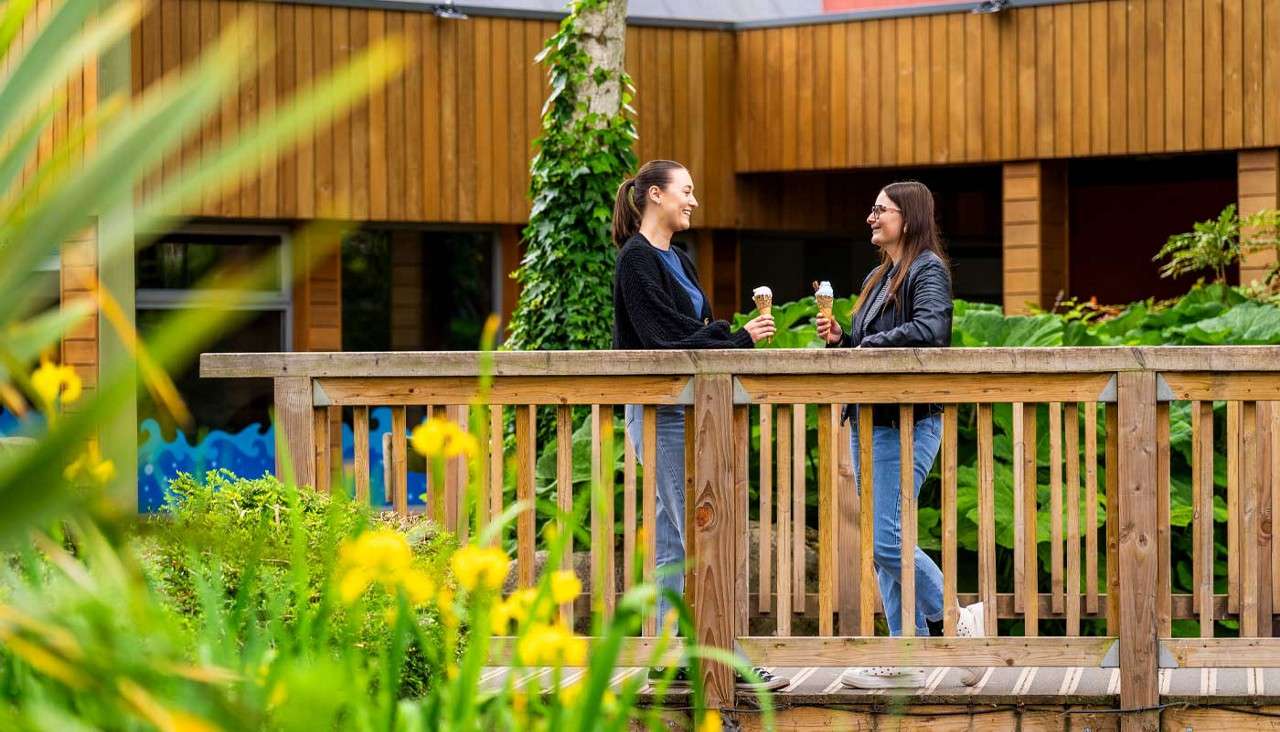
xmin=480 ymin=665 xmax=1280 ymax=706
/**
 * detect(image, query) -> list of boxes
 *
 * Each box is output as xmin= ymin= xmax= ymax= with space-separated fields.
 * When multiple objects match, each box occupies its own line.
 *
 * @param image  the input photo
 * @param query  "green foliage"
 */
xmin=141 ymin=470 xmax=452 ymax=700
xmin=1153 ymin=205 xmax=1280 ymax=294
xmin=729 ymin=282 xmax=1280 ymax=634
xmin=1153 ymin=204 xmax=1244 ymax=286
xmin=1 ymin=467 xmax=750 ymax=730
xmin=506 ymin=0 xmax=637 ymax=352
xmin=142 ymin=470 xmax=451 ymax=619
xmin=3 ymin=4 xmax=743 ymax=729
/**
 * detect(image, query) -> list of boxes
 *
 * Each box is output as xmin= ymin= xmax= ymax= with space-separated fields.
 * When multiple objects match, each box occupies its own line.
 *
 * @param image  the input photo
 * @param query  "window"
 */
xmin=136 ymin=226 xmax=291 ymax=435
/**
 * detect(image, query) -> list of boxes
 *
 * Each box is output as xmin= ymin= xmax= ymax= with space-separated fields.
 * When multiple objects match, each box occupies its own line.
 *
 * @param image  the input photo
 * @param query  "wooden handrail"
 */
xmin=200 ymin=346 xmax=1280 ymax=378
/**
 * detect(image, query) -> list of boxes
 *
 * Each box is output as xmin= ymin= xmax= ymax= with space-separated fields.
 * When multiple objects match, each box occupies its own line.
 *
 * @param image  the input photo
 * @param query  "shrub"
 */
xmin=137 ymin=470 xmax=454 ymax=697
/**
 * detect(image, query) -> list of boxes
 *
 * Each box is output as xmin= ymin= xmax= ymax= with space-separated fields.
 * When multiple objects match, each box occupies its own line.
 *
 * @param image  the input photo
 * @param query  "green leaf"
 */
xmin=1175 ymin=301 xmax=1280 ymax=344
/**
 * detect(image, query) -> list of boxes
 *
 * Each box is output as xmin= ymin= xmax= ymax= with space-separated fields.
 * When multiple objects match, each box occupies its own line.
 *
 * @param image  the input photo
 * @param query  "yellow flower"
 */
xmin=339 ymin=567 xmax=374 ymax=604
xmin=170 ymin=710 xmax=222 ymax=732
xmin=450 ymin=545 xmax=510 ymax=592
xmin=64 ymin=441 xmax=115 ymax=486
xmin=698 ymin=710 xmax=722 ymax=732
xmin=559 ymin=680 xmax=583 ymax=706
xmin=601 ymin=688 xmax=618 ymax=714
xmin=31 ymin=359 xmax=81 ymax=406
xmin=267 ymin=681 xmax=288 ymax=709
xmin=660 ymin=609 xmax=680 ymax=638
xmin=515 ymin=622 xmax=587 ymax=667
xmin=410 ymin=419 xmax=479 ymax=460
xmin=490 ymin=597 xmax=513 ymax=635
xmin=550 ymin=570 xmax=582 ymax=604
xmin=559 ymin=681 xmax=612 ymax=710
xmin=410 ymin=420 xmax=449 ymax=458
xmin=402 ymin=570 xmax=436 ymax=605
xmin=437 ymin=588 xmax=458 ymax=628
xmin=335 ymin=529 xmax=431 ymax=606
xmin=504 ymin=588 xmax=539 ymax=624
xmin=341 ymin=530 xmax=414 ymax=576
xmin=444 ymin=430 xmax=479 ymax=459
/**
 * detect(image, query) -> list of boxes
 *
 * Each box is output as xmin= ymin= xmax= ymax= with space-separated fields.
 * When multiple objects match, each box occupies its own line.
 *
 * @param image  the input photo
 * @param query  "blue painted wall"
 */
xmin=2 ymin=407 xmax=427 ymax=511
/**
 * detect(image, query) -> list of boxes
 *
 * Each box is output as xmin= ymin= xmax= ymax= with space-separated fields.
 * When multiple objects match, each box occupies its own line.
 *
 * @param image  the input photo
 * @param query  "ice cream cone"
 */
xmin=814 ymin=281 xmax=835 ymax=320
xmin=753 ymin=294 xmax=772 ymax=316
xmin=752 ymin=285 xmax=773 ymax=316
xmin=752 ymin=286 xmax=774 ymax=344
xmin=816 ymin=294 xmax=834 ymax=320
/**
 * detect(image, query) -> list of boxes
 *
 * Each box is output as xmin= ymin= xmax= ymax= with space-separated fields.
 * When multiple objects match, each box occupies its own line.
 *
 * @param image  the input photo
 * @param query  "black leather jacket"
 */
xmin=833 ymin=251 xmax=953 ymax=427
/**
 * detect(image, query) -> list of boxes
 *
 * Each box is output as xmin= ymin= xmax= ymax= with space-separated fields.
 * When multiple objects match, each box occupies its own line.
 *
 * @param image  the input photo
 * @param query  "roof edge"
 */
xmin=263 ymin=0 xmax=1088 ymax=31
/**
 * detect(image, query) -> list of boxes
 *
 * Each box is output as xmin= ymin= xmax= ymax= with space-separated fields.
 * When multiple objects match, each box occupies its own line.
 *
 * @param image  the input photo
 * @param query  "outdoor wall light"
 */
xmin=433 ymin=1 xmax=468 ymax=19
xmin=971 ymin=0 xmax=1009 ymax=13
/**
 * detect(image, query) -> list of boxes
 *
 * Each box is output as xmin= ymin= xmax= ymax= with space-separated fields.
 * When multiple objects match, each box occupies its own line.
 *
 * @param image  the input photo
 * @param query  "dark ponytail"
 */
xmin=611 ymin=159 xmax=686 ymax=248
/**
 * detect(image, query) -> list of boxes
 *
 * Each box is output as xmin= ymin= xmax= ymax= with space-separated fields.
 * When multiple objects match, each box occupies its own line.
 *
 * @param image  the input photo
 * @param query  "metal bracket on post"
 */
xmin=1155 ymin=374 xmax=1176 ymax=403
xmin=1097 ymin=374 xmax=1118 ymax=403
xmin=1098 ymin=374 xmax=1175 ymax=403
xmin=731 ymin=377 xmax=752 ymax=406
xmin=1158 ymin=641 xmax=1179 ymax=668
xmin=1101 ymin=639 xmax=1119 ymax=667
xmin=1099 ymin=639 xmax=1180 ymax=669
xmin=312 ymin=380 xmax=332 ymax=407
xmin=676 ymin=378 xmax=697 ymax=406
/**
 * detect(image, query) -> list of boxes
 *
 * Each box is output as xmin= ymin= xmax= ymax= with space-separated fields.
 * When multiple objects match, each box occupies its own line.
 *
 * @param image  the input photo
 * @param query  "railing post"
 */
xmin=273 ymin=376 xmax=315 ymax=489
xmin=1116 ymin=370 xmax=1160 ymax=732
xmin=691 ymin=373 xmax=736 ymax=709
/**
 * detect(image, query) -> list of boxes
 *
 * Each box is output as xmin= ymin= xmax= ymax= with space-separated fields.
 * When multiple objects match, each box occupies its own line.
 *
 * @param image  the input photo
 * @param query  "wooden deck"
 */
xmin=482 ymin=664 xmax=1280 ymax=705
xmin=484 ymin=664 xmax=1280 ymax=730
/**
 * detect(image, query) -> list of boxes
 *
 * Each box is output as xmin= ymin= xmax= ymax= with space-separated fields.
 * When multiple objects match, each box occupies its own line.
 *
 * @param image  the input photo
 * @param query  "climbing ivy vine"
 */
xmin=505 ymin=0 xmax=636 ymax=352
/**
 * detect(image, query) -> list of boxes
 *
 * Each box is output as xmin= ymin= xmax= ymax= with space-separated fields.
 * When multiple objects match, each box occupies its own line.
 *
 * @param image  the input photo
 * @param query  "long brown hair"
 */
xmin=611 ymin=160 xmax=686 ymax=248
xmin=852 ymin=181 xmax=950 ymax=317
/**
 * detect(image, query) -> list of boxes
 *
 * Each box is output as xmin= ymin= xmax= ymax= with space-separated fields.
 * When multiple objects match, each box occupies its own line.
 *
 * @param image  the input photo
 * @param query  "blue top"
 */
xmin=655 ymin=246 xmax=705 ymax=318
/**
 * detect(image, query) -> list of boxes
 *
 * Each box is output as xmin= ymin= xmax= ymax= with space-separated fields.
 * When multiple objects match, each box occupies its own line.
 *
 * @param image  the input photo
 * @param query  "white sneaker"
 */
xmin=839 ymin=666 xmax=927 ymax=689
xmin=956 ymin=601 xmax=986 ymax=638
xmin=955 ymin=602 xmax=985 ymax=687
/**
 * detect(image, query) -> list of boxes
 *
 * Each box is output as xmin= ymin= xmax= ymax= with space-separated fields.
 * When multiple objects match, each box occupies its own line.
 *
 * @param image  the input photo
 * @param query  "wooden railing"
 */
xmin=200 ymin=347 xmax=1280 ymax=726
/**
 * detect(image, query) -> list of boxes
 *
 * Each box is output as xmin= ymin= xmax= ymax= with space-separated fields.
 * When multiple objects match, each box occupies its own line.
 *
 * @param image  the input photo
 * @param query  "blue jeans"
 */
xmin=625 ymin=405 xmax=686 ymax=629
xmin=850 ymin=411 xmax=945 ymax=636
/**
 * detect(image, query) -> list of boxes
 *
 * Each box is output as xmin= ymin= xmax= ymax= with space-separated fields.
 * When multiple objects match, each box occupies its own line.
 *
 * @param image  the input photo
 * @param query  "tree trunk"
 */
xmin=573 ymin=0 xmax=628 ymax=126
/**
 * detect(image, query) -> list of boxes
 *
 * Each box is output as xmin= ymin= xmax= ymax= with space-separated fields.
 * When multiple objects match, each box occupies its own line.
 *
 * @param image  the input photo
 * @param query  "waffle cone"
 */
xmin=753 ymin=294 xmax=772 ymax=316
xmin=816 ymin=294 xmax=834 ymax=318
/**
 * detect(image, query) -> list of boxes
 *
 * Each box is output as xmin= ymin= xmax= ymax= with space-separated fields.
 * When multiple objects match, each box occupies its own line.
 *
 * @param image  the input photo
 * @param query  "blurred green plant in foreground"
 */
xmin=2 ymin=2 xmax=771 ymax=730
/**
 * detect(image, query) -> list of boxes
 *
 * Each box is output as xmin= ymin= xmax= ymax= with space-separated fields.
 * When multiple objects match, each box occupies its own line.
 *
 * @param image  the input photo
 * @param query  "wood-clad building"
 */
xmin=32 ymin=0 xmax=1280 ymax=442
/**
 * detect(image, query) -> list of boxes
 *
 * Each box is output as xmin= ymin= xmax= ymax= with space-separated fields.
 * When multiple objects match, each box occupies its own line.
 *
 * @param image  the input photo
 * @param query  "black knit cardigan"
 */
xmin=612 ymin=234 xmax=754 ymax=350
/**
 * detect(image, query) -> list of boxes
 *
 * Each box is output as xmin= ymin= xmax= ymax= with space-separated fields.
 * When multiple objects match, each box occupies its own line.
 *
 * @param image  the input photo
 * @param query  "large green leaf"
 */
xmin=1175 ymin=301 xmax=1280 ymax=344
xmin=952 ymin=309 xmax=1063 ymax=347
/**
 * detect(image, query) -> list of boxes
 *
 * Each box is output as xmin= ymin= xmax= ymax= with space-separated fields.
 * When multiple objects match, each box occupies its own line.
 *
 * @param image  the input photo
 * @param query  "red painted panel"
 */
xmin=824 ymin=0 xmax=973 ymax=11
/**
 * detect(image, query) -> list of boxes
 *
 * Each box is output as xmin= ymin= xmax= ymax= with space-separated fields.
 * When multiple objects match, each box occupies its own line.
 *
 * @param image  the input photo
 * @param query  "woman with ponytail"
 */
xmin=612 ymin=160 xmax=783 ymax=692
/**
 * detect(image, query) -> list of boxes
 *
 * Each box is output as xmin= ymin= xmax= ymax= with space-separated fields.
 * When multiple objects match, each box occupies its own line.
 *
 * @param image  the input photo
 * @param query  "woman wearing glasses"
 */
xmin=816 ymin=181 xmax=985 ymax=689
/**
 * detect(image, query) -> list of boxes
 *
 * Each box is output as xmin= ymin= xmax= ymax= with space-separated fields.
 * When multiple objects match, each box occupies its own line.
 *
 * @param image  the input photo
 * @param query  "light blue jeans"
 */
xmin=624 ymin=405 xmax=686 ymax=628
xmin=850 ymin=410 xmax=945 ymax=636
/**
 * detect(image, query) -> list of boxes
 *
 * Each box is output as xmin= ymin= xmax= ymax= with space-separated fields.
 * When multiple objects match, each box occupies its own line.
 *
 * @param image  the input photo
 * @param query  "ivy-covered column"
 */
xmin=506 ymin=0 xmax=635 ymax=352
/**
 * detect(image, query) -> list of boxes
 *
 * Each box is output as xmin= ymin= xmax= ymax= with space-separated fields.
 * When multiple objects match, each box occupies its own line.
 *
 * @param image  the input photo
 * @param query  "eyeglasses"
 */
xmin=869 ymin=204 xmax=903 ymax=219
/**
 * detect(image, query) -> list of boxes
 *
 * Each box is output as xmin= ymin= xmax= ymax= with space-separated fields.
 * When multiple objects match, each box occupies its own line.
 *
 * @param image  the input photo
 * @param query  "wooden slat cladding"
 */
xmin=735 ymin=0 xmax=1280 ymax=173
xmin=3 ymin=2 xmax=98 ymax=196
xmin=60 ymin=230 xmax=100 ymax=397
xmin=1239 ymin=149 xmax=1279 ymax=287
xmin=1002 ymin=161 xmax=1068 ymax=314
xmin=134 ymin=1 xmax=738 ymax=228
xmin=128 ymin=0 xmax=1278 ymax=228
